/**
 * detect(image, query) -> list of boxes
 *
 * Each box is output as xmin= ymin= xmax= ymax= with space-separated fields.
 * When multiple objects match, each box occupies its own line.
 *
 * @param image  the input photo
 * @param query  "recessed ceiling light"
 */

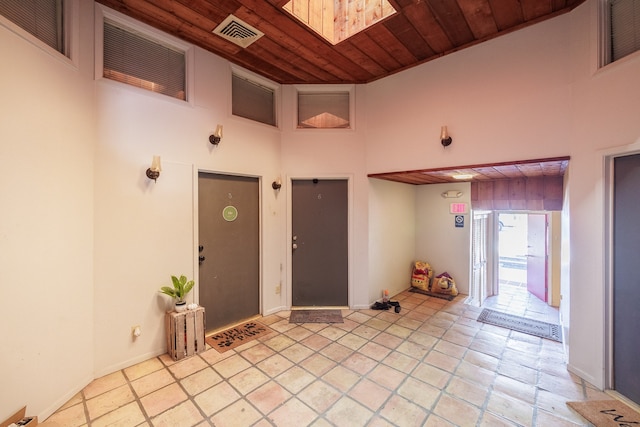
xmin=452 ymin=173 xmax=474 ymax=180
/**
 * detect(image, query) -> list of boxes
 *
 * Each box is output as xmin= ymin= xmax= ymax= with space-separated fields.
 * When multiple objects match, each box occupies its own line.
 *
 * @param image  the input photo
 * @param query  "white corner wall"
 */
xmin=0 ymin=1 xmax=95 ymax=420
xmin=368 ymin=179 xmax=417 ymax=302
xmin=415 ymin=183 xmax=472 ymax=295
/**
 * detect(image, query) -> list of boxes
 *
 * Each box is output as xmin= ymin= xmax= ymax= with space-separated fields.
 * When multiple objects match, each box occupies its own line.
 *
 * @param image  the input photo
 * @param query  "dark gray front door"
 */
xmin=292 ymin=179 xmax=348 ymax=307
xmin=198 ymin=173 xmax=260 ymax=333
xmin=613 ymin=153 xmax=640 ymax=405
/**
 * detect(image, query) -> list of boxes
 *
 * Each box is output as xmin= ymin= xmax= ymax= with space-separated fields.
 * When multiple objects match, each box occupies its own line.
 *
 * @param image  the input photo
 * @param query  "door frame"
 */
xmin=286 ymin=174 xmax=354 ymax=309
xmin=469 ymin=210 xmax=492 ymax=307
xmin=604 ymin=147 xmax=640 ymax=398
xmin=193 ymin=168 xmax=264 ymax=317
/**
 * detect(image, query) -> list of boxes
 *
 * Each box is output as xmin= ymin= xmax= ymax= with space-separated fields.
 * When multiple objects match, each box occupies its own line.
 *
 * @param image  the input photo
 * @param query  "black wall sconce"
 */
xmin=146 ymin=155 xmax=161 ymax=182
xmin=272 ymin=177 xmax=282 ymax=190
xmin=440 ymin=126 xmax=452 ymax=147
xmin=209 ymin=125 xmax=223 ymax=145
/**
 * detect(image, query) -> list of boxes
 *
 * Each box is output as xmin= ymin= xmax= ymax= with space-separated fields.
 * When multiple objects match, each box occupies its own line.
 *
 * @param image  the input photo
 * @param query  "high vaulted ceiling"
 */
xmin=95 ymin=0 xmax=586 ymax=85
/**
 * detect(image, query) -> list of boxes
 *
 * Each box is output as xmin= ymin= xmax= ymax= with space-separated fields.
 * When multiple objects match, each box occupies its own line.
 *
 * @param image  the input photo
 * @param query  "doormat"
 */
xmin=477 ymin=308 xmax=562 ymax=342
xmin=289 ymin=309 xmax=343 ymax=324
xmin=409 ymin=287 xmax=456 ymax=301
xmin=205 ymin=322 xmax=274 ymax=353
xmin=567 ymin=400 xmax=640 ymax=426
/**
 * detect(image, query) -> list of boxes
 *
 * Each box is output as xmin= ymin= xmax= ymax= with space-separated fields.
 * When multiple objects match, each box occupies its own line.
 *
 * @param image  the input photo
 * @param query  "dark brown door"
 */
xmin=292 ymin=179 xmax=348 ymax=307
xmin=613 ymin=154 xmax=640 ymax=405
xmin=198 ymin=173 xmax=260 ymax=333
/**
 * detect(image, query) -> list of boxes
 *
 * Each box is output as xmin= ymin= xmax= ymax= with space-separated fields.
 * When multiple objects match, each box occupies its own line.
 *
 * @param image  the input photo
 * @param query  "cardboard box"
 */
xmin=0 ymin=407 xmax=37 ymax=427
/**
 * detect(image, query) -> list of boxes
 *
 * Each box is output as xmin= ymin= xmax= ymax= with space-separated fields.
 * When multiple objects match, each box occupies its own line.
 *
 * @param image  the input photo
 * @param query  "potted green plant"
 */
xmin=159 ymin=275 xmax=195 ymax=312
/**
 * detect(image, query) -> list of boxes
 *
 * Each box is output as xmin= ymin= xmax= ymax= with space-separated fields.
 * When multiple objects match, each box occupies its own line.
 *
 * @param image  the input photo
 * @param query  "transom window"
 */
xmin=102 ymin=18 xmax=187 ymax=101
xmin=0 ymin=0 xmax=67 ymax=56
xmin=606 ymin=0 xmax=640 ymax=64
xmin=297 ymin=87 xmax=353 ymax=129
xmin=232 ymin=73 xmax=277 ymax=127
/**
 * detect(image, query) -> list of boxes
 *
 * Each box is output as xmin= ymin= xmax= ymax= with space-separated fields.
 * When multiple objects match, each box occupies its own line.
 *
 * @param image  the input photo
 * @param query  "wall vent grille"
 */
xmin=213 ymin=15 xmax=263 ymax=48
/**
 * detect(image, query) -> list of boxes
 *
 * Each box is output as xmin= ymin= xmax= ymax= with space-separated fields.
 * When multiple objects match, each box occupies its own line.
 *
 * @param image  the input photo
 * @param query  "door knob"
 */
xmin=292 ymin=235 xmax=297 ymax=241
xmin=199 ymin=245 xmax=204 ymax=252
xmin=292 ymin=243 xmax=298 ymax=249
xmin=199 ymin=255 xmax=205 ymax=263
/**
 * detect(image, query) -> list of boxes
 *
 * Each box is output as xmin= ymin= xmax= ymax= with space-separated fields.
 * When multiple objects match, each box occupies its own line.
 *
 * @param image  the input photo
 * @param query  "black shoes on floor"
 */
xmin=371 ymin=300 xmax=401 ymax=313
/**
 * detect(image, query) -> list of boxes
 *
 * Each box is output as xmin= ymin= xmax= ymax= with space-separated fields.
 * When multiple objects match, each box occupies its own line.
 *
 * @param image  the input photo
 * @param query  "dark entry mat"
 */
xmin=408 ymin=287 xmax=457 ymax=301
xmin=477 ymin=308 xmax=562 ymax=342
xmin=289 ymin=309 xmax=343 ymax=324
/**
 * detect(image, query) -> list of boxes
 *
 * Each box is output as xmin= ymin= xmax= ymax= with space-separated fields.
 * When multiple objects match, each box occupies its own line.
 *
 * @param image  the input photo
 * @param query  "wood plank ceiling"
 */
xmin=95 ymin=0 xmax=586 ymax=85
xmin=367 ymin=157 xmax=570 ymax=185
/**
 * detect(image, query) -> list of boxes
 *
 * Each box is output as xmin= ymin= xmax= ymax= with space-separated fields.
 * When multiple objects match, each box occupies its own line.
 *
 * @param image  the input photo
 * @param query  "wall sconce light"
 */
xmin=272 ymin=177 xmax=282 ymax=190
xmin=440 ymin=126 xmax=452 ymax=147
xmin=441 ymin=190 xmax=463 ymax=198
xmin=146 ymin=155 xmax=161 ymax=182
xmin=209 ymin=125 xmax=223 ymax=145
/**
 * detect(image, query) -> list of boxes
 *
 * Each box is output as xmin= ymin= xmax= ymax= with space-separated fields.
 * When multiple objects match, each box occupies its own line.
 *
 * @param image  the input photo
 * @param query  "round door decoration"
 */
xmin=222 ymin=205 xmax=238 ymax=222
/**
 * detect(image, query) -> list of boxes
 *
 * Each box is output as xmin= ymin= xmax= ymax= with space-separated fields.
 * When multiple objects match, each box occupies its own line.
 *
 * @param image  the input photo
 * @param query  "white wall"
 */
xmin=365 ymin=0 xmax=640 ymax=389
xmin=0 ymin=1 xmax=95 ymax=419
xmin=368 ymin=179 xmax=416 ymax=302
xmin=1 ymin=2 xmax=286 ymax=420
xmin=91 ymin=7 xmax=285 ymax=374
xmin=280 ymin=84 xmax=370 ymax=308
xmin=3 ymin=0 xmax=640 ymax=420
xmin=415 ymin=183 xmax=472 ymax=295
xmin=365 ymin=16 xmax=573 ymax=175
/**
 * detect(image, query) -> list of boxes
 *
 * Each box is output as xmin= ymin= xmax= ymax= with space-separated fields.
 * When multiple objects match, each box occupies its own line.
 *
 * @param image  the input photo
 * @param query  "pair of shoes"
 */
xmin=370 ymin=301 xmax=401 ymax=313
xmin=388 ymin=301 xmax=401 ymax=313
xmin=371 ymin=301 xmax=389 ymax=310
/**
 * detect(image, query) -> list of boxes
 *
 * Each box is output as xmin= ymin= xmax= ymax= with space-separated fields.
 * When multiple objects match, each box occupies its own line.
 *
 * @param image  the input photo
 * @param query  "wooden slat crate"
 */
xmin=165 ymin=307 xmax=206 ymax=361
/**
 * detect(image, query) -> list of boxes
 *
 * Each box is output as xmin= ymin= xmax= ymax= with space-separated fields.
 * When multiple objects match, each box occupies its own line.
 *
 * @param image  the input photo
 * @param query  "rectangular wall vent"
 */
xmin=213 ymin=15 xmax=263 ymax=48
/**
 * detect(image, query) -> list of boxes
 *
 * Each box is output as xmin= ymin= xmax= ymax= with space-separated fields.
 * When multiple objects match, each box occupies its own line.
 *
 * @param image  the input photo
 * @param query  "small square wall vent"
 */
xmin=213 ymin=14 xmax=264 ymax=48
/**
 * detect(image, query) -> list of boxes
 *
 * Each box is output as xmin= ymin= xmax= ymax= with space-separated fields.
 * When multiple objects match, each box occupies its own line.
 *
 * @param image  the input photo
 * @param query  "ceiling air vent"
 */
xmin=213 ymin=15 xmax=264 ymax=48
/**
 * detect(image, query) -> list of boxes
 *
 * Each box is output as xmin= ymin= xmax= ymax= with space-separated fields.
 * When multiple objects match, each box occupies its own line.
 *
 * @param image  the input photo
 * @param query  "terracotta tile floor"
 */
xmin=44 ymin=289 xmax=604 ymax=426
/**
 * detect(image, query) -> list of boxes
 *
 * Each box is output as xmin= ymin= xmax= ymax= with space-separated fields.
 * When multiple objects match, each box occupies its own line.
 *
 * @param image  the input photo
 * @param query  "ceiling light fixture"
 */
xmin=452 ymin=173 xmax=474 ymax=180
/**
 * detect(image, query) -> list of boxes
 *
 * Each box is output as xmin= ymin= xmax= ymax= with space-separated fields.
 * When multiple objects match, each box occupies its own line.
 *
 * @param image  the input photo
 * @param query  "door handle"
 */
xmin=199 ymin=255 xmax=205 ymax=263
xmin=292 ymin=243 xmax=298 ymax=249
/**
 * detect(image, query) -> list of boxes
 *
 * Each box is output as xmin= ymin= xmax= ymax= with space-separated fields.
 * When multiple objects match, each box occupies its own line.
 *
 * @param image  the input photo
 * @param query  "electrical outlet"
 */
xmin=275 ymin=284 xmax=281 ymax=295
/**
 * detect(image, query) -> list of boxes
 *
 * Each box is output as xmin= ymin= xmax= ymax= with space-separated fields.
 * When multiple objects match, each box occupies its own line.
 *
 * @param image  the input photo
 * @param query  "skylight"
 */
xmin=283 ymin=0 xmax=397 ymax=45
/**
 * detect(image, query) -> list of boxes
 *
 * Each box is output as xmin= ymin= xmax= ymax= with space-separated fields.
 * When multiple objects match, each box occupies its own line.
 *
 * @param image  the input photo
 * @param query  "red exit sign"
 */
xmin=450 ymin=203 xmax=468 ymax=214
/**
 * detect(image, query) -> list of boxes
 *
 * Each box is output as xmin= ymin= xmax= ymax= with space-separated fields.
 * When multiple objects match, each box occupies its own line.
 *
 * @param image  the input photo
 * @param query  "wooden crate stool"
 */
xmin=165 ymin=307 xmax=206 ymax=360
